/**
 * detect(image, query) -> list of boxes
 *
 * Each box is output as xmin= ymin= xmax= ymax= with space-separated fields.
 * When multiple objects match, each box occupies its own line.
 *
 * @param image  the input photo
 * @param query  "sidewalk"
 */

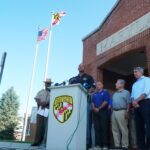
xmin=0 ymin=142 xmax=121 ymax=150
xmin=0 ymin=142 xmax=42 ymax=150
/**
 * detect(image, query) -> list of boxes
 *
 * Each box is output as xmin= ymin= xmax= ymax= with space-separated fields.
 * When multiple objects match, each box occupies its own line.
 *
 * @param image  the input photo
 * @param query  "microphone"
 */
xmin=69 ymin=77 xmax=78 ymax=84
xmin=54 ymin=81 xmax=66 ymax=86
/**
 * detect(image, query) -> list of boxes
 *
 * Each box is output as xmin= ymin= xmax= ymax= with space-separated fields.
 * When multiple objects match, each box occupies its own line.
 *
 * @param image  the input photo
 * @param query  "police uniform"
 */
xmin=69 ymin=73 xmax=95 ymax=90
xmin=33 ymin=89 xmax=50 ymax=146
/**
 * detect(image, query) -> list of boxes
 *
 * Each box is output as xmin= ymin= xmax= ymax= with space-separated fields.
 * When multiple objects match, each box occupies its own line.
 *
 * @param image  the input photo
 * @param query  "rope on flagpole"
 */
xmin=44 ymin=14 xmax=53 ymax=81
xmin=22 ymin=42 xmax=39 ymax=141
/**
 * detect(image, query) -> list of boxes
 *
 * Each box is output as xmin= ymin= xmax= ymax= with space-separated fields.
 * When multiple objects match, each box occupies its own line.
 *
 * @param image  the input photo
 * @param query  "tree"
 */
xmin=0 ymin=87 xmax=20 ymax=140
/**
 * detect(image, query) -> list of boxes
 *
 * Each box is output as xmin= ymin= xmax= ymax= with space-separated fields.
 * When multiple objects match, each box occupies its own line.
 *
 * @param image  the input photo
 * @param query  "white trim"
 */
xmin=96 ymin=12 xmax=150 ymax=55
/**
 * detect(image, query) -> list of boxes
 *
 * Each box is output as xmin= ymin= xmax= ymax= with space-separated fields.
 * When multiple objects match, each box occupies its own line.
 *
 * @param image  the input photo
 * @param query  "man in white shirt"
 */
xmin=131 ymin=67 xmax=150 ymax=150
xmin=31 ymin=78 xmax=52 ymax=147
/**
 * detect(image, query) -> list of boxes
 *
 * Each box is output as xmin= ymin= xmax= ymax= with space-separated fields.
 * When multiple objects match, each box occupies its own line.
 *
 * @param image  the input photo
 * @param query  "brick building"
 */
xmin=25 ymin=107 xmax=37 ymax=142
xmin=83 ymin=0 xmax=150 ymax=92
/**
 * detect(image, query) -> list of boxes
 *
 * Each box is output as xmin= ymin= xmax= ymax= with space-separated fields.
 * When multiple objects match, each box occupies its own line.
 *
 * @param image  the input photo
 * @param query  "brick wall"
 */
xmin=25 ymin=124 xmax=36 ymax=142
xmin=83 ymin=0 xmax=150 ymax=81
xmin=146 ymin=42 xmax=150 ymax=75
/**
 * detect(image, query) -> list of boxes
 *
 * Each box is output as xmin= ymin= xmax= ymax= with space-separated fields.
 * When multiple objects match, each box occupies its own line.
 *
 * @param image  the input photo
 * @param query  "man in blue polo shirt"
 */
xmin=131 ymin=67 xmax=150 ymax=150
xmin=91 ymin=81 xmax=110 ymax=150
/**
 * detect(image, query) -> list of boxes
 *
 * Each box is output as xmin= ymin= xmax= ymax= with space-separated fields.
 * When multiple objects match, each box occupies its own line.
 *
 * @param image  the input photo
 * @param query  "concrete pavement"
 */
xmin=0 ymin=142 xmax=45 ymax=150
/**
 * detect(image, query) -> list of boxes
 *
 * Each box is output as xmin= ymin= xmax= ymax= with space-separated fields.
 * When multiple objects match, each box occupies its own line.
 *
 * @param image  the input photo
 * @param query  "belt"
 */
xmin=113 ymin=108 xmax=127 ymax=111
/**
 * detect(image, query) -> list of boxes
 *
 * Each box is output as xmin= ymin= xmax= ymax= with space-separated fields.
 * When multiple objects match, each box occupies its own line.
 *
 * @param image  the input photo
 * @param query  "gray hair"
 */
xmin=117 ymin=79 xmax=126 ymax=86
xmin=134 ymin=67 xmax=144 ymax=74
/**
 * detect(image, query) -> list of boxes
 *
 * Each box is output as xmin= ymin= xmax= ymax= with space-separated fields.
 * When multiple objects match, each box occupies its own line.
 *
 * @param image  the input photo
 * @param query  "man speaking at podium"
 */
xmin=69 ymin=64 xmax=95 ymax=92
xmin=69 ymin=63 xmax=95 ymax=149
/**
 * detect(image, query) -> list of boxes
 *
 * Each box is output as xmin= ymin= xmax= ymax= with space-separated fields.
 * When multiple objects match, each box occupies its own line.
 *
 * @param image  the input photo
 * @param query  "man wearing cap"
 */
xmin=31 ymin=78 xmax=52 ymax=147
xmin=131 ymin=67 xmax=150 ymax=150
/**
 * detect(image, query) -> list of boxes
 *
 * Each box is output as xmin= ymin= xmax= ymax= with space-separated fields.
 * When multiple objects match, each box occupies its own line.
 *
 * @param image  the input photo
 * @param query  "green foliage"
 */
xmin=0 ymin=87 xmax=20 ymax=140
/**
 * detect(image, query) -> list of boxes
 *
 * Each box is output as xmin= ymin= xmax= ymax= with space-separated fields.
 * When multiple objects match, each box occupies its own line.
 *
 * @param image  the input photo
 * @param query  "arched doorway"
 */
xmin=100 ymin=48 xmax=148 ymax=92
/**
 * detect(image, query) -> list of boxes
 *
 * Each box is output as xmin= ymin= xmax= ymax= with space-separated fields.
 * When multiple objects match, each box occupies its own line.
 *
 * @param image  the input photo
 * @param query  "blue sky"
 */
xmin=0 ymin=0 xmax=117 ymax=116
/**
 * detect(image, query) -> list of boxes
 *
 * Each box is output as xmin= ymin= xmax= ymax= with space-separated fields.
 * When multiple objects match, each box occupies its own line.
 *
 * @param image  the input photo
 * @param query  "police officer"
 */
xmin=69 ymin=63 xmax=95 ymax=149
xmin=31 ymin=78 xmax=52 ymax=147
xmin=69 ymin=63 xmax=95 ymax=91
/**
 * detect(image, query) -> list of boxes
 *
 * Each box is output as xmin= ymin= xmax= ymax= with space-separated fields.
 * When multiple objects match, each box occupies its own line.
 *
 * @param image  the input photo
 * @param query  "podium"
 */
xmin=46 ymin=84 xmax=88 ymax=150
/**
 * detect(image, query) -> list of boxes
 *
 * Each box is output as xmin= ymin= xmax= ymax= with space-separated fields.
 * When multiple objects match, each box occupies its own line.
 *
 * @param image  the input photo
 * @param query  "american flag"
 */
xmin=37 ymin=28 xmax=49 ymax=41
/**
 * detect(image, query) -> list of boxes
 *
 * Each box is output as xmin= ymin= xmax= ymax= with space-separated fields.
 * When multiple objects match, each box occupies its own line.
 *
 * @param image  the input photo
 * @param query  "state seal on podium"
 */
xmin=53 ymin=95 xmax=73 ymax=123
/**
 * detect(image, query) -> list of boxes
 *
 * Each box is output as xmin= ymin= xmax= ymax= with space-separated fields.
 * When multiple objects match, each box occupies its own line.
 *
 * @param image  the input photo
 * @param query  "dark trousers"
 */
xmin=34 ymin=114 xmax=47 ymax=145
xmin=87 ymin=96 xmax=92 ymax=148
xmin=93 ymin=109 xmax=109 ymax=147
xmin=87 ymin=108 xmax=92 ymax=147
xmin=134 ymin=99 xmax=150 ymax=149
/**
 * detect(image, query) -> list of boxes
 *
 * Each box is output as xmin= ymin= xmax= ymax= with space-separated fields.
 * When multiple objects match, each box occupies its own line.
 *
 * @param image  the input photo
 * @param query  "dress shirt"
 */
xmin=131 ymin=76 xmax=150 ymax=100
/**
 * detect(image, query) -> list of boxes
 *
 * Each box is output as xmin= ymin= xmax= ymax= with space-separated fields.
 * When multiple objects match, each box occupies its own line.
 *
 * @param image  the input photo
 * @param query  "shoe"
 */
xmin=87 ymin=144 xmax=92 ymax=150
xmin=122 ymin=147 xmax=128 ymax=150
xmin=31 ymin=143 xmax=41 ymax=146
xmin=103 ymin=147 xmax=108 ymax=150
xmin=131 ymin=146 xmax=136 ymax=150
xmin=93 ymin=146 xmax=102 ymax=150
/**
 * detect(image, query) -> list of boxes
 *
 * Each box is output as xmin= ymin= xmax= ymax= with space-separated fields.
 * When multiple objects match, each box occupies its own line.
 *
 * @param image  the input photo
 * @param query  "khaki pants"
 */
xmin=112 ymin=110 xmax=129 ymax=148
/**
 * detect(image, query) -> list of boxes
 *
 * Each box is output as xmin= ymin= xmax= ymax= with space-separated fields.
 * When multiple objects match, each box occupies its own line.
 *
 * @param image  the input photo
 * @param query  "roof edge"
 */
xmin=82 ymin=0 xmax=121 ymax=41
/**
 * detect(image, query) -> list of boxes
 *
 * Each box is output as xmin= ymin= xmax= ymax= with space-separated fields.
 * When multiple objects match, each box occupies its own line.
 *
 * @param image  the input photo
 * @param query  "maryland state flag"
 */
xmin=52 ymin=11 xmax=66 ymax=26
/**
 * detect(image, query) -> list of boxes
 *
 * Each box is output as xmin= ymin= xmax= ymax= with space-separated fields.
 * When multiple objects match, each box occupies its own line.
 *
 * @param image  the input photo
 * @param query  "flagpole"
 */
xmin=22 ymin=42 xmax=39 ymax=141
xmin=44 ymin=15 xmax=53 ymax=80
